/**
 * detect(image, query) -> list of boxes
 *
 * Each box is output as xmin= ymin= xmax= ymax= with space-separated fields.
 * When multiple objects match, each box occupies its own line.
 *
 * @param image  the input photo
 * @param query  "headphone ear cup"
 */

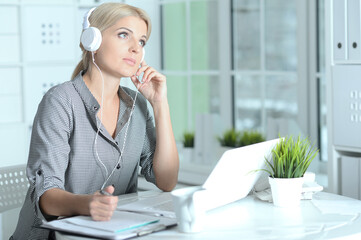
xmin=81 ymin=27 xmax=102 ymax=52
xmin=141 ymin=48 xmax=145 ymax=63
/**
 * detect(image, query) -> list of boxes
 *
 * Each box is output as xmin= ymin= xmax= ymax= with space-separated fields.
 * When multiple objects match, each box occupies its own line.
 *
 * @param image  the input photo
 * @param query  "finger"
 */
xmin=92 ymin=215 xmax=111 ymax=221
xmin=144 ymin=72 xmax=157 ymax=83
xmin=98 ymin=196 xmax=118 ymax=205
xmin=142 ymin=68 xmax=155 ymax=82
xmin=91 ymin=209 xmax=114 ymax=221
xmin=91 ymin=199 xmax=117 ymax=215
xmin=141 ymin=60 xmax=147 ymax=67
xmin=136 ymin=65 xmax=149 ymax=76
xmin=104 ymin=185 xmax=115 ymax=195
xmin=130 ymin=75 xmax=142 ymax=89
xmin=89 ymin=202 xmax=113 ymax=220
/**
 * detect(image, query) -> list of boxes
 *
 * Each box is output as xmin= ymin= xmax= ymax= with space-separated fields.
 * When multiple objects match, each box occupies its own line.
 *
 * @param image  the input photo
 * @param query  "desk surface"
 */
xmin=56 ymin=191 xmax=361 ymax=240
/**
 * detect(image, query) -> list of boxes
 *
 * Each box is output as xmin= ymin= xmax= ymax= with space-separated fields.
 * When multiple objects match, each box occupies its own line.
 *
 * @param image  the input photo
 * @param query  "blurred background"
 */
xmin=4 ymin=0 xmax=356 ymax=238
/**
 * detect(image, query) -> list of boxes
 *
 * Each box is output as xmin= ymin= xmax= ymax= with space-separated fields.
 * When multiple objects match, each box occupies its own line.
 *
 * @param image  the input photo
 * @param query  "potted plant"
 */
xmin=216 ymin=128 xmax=241 ymax=161
xmin=217 ymin=128 xmax=241 ymax=148
xmin=262 ymin=136 xmax=318 ymax=207
xmin=238 ymin=130 xmax=265 ymax=147
xmin=182 ymin=131 xmax=195 ymax=162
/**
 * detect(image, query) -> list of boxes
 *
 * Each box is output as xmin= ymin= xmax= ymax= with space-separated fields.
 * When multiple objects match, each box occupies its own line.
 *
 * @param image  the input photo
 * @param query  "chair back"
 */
xmin=0 ymin=164 xmax=28 ymax=213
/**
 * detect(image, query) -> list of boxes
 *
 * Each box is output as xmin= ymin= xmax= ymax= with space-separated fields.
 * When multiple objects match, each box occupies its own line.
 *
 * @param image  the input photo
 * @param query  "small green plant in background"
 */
xmin=263 ymin=136 xmax=319 ymax=178
xmin=217 ymin=128 xmax=241 ymax=147
xmin=238 ymin=130 xmax=265 ymax=147
xmin=182 ymin=131 xmax=195 ymax=148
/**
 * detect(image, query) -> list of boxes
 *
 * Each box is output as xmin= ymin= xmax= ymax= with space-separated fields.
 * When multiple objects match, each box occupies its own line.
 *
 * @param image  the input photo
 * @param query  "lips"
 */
xmin=123 ymin=58 xmax=136 ymax=66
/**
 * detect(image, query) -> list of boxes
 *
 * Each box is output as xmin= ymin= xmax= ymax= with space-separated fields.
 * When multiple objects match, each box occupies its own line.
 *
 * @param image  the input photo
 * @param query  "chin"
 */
xmin=114 ymin=70 xmax=135 ymax=78
xmin=118 ymin=67 xmax=138 ymax=78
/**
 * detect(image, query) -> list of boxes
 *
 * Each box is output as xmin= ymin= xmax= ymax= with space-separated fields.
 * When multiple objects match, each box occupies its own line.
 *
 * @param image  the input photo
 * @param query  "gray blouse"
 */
xmin=11 ymin=72 xmax=156 ymax=240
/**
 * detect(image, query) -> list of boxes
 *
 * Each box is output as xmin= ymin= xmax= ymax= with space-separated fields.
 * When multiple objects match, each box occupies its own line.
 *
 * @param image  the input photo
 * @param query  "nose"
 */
xmin=130 ymin=39 xmax=141 ymax=54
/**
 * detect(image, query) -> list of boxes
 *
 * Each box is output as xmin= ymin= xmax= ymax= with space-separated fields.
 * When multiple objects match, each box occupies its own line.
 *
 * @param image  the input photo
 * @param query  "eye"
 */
xmin=118 ymin=32 xmax=129 ymax=39
xmin=139 ymin=39 xmax=146 ymax=47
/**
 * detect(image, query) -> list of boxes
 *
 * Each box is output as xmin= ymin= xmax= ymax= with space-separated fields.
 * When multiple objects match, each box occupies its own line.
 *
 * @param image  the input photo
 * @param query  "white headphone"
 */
xmin=81 ymin=7 xmax=102 ymax=52
xmin=81 ymin=7 xmax=145 ymax=63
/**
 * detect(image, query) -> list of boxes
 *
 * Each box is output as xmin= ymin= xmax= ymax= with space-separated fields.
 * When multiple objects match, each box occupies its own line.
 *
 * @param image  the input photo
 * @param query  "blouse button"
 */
xmin=116 ymin=164 xmax=121 ymax=169
xmin=115 ymin=141 xmax=118 ymax=145
xmin=93 ymin=106 xmax=98 ymax=110
xmin=37 ymin=170 xmax=42 ymax=175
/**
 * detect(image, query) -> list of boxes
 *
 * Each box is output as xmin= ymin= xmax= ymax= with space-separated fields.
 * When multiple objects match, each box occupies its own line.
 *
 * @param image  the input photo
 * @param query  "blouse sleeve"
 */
xmin=26 ymin=87 xmax=73 ymax=220
xmin=139 ymin=105 xmax=157 ymax=185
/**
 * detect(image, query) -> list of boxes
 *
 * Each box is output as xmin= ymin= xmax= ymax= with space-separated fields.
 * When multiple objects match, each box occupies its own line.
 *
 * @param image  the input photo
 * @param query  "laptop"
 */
xmin=117 ymin=138 xmax=281 ymax=216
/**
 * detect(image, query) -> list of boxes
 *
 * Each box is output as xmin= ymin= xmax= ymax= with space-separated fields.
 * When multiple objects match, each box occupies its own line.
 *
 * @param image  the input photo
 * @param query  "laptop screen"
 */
xmin=200 ymin=138 xmax=280 ymax=206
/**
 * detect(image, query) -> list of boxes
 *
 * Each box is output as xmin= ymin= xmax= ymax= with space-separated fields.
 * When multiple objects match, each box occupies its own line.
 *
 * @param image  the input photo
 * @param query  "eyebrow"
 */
xmin=117 ymin=27 xmax=147 ymax=40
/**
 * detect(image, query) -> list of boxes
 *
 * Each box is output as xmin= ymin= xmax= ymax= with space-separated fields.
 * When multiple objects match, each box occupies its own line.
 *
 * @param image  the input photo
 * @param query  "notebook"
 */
xmin=118 ymin=138 xmax=281 ymax=214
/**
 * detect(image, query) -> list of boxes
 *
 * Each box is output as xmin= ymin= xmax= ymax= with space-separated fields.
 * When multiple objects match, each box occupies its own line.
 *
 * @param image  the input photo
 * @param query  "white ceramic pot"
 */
xmin=182 ymin=147 xmax=194 ymax=163
xmin=268 ymin=176 xmax=304 ymax=208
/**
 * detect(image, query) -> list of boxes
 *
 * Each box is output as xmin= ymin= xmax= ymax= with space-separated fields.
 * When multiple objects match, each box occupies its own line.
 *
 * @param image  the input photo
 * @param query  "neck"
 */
xmin=83 ymin=64 xmax=120 ymax=103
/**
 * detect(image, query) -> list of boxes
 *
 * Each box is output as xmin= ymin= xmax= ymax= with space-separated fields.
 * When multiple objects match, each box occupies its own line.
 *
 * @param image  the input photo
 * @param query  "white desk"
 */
xmin=56 ymin=191 xmax=361 ymax=240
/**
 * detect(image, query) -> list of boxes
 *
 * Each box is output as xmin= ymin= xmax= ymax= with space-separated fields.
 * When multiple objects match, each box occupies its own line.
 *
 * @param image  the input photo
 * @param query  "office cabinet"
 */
xmin=341 ymin=156 xmax=359 ymax=199
xmin=347 ymin=0 xmax=361 ymax=60
xmin=332 ymin=0 xmax=361 ymax=62
xmin=333 ymin=0 xmax=346 ymax=61
xmin=333 ymin=65 xmax=361 ymax=149
xmin=328 ymin=0 xmax=361 ymax=196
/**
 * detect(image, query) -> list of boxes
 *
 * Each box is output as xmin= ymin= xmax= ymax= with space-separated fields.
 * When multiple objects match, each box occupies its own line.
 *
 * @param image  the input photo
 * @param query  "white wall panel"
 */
xmin=78 ymin=0 xmax=96 ymax=4
xmin=23 ymin=5 xmax=76 ymax=62
xmin=0 ymin=0 xmax=18 ymax=4
xmin=0 ymin=6 xmax=18 ymax=34
xmin=21 ymin=0 xmax=74 ymax=4
xmin=0 ymin=36 xmax=20 ymax=63
xmin=0 ymin=123 xmax=27 ymax=168
xmin=23 ymin=65 xmax=74 ymax=123
xmin=0 ymin=68 xmax=21 ymax=95
xmin=0 ymin=95 xmax=22 ymax=123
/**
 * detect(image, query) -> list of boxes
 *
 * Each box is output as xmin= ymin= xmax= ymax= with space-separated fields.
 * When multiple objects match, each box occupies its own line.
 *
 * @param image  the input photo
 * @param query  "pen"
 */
xmin=136 ymin=224 xmax=166 ymax=237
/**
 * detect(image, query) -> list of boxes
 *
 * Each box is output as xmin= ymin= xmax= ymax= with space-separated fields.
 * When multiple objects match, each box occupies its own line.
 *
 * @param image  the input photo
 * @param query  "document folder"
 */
xmin=41 ymin=206 xmax=177 ymax=239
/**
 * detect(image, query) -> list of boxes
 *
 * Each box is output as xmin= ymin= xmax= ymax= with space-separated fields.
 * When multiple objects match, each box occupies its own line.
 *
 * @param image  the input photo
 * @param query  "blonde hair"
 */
xmin=71 ymin=2 xmax=152 ymax=79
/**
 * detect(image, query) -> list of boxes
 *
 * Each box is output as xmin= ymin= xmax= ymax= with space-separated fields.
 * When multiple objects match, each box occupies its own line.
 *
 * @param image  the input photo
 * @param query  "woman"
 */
xmin=11 ymin=3 xmax=179 ymax=239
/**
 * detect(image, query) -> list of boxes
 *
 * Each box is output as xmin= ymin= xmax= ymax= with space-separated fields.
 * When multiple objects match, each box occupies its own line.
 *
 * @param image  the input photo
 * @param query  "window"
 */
xmin=160 ymin=0 xmax=322 ymax=167
xmin=232 ymin=0 xmax=301 ymax=139
xmin=317 ymin=0 xmax=327 ymax=161
xmin=160 ymin=0 xmax=226 ymax=164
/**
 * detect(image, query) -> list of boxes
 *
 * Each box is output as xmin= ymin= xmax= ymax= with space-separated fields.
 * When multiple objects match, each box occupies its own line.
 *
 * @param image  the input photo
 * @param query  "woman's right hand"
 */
xmin=89 ymin=185 xmax=118 ymax=221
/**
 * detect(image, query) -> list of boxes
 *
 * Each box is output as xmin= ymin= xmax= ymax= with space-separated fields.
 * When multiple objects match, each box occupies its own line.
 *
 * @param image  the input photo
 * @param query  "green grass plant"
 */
xmin=239 ymin=131 xmax=265 ymax=147
xmin=182 ymin=131 xmax=194 ymax=148
xmin=217 ymin=128 xmax=241 ymax=147
xmin=263 ymin=136 xmax=318 ymax=178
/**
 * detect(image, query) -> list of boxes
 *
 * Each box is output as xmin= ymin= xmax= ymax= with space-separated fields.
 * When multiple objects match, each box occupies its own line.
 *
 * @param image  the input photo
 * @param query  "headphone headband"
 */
xmin=83 ymin=7 xmax=96 ymax=30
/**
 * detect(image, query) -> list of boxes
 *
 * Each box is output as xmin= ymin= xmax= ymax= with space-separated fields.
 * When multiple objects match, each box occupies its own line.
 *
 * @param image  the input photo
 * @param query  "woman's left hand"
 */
xmin=130 ymin=61 xmax=167 ymax=105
